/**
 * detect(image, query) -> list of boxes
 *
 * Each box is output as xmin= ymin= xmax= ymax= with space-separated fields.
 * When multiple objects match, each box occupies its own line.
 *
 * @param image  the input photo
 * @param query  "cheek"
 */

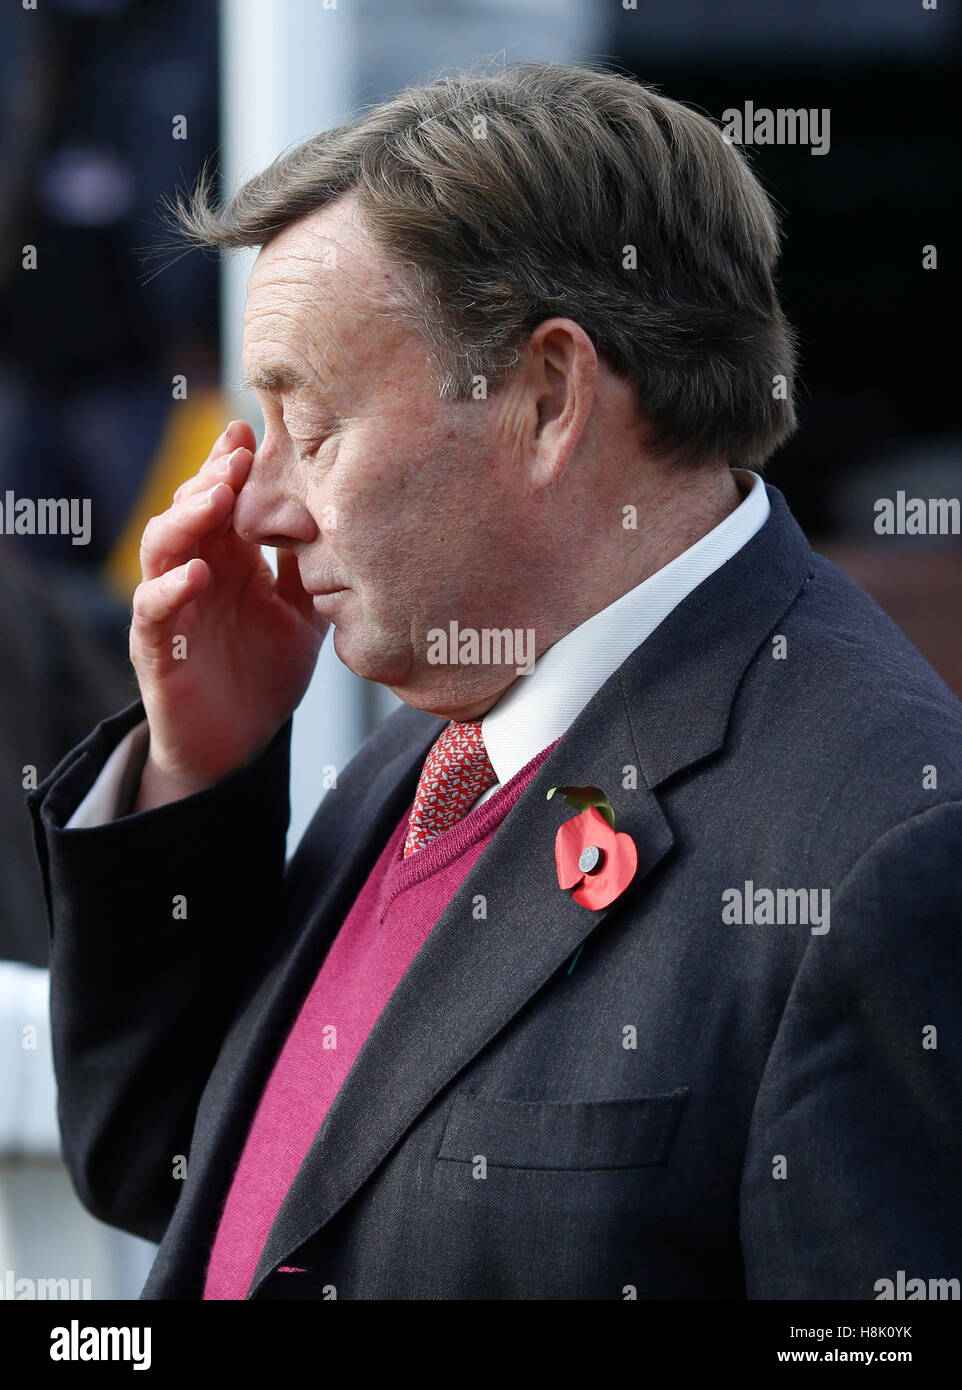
xmin=319 ymin=405 xmax=492 ymax=588
xmin=339 ymin=419 xmax=448 ymax=523
xmin=307 ymin=444 xmax=407 ymax=580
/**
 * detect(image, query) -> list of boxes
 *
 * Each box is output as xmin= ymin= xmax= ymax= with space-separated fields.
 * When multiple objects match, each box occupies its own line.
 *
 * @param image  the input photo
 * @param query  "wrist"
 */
xmin=133 ymin=750 xmax=219 ymax=813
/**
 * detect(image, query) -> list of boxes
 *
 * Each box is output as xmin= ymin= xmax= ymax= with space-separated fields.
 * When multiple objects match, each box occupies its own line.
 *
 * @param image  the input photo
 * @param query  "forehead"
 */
xmin=242 ymin=195 xmax=401 ymax=388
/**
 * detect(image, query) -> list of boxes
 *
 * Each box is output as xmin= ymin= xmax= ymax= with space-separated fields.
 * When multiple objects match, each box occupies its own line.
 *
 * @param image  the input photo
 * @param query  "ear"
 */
xmin=524 ymin=318 xmax=598 ymax=489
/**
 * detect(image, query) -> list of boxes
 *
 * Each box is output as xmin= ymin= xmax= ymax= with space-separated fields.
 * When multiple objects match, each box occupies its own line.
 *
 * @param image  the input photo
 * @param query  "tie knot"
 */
xmin=403 ymin=719 xmax=497 ymax=857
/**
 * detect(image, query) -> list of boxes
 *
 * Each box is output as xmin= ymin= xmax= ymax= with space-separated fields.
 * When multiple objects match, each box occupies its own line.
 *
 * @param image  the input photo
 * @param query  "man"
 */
xmin=28 ymin=63 xmax=962 ymax=1300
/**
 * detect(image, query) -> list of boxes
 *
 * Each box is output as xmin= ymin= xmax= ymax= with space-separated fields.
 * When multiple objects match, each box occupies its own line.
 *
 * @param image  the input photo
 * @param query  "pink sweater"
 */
xmin=203 ymin=740 xmax=556 ymax=1299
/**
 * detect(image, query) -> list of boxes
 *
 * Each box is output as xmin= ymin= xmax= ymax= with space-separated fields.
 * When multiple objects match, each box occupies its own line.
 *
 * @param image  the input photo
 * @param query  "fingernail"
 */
xmin=222 ymin=445 xmax=249 ymax=471
xmin=224 ymin=421 xmax=242 ymax=446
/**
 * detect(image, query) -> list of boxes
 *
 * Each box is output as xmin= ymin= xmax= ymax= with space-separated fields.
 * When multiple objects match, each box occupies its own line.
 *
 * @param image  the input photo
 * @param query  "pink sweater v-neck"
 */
xmin=203 ymin=740 xmax=557 ymax=1300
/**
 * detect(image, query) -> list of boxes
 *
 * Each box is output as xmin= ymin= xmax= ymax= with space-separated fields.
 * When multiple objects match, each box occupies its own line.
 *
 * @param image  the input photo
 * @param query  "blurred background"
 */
xmin=0 ymin=0 xmax=958 ymax=1298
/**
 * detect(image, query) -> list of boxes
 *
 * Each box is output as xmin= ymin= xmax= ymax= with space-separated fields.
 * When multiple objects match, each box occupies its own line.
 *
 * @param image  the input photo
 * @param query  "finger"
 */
xmin=140 ymin=480 xmax=237 ymax=582
xmin=131 ymin=558 xmax=210 ymax=642
xmin=171 ymin=421 xmax=251 ymax=503
xmin=173 ymin=437 xmax=255 ymax=504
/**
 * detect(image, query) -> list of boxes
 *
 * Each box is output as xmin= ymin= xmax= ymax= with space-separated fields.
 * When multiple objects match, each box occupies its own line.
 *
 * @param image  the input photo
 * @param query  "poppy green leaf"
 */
xmin=545 ymin=784 xmax=616 ymax=830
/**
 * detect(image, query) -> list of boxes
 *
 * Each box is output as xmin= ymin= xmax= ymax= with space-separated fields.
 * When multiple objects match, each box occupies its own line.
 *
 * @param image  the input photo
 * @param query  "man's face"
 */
xmin=234 ymin=194 xmax=541 ymax=717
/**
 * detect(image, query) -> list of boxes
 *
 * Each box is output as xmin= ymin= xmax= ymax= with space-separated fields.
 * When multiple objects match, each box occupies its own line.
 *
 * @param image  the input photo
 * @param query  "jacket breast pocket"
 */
xmin=436 ymin=1089 xmax=689 ymax=1171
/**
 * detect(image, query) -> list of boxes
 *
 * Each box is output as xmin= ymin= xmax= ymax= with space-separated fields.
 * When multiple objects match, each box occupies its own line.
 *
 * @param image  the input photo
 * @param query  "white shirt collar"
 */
xmin=477 ymin=468 xmax=770 ymax=800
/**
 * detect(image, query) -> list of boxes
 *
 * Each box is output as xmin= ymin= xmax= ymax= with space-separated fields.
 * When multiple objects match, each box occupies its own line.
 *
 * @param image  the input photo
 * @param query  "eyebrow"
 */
xmin=232 ymin=363 xmax=313 ymax=396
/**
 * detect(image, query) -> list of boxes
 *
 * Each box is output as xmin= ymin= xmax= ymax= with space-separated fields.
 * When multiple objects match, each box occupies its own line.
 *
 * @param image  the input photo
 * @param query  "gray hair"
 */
xmin=171 ymin=61 xmax=798 ymax=469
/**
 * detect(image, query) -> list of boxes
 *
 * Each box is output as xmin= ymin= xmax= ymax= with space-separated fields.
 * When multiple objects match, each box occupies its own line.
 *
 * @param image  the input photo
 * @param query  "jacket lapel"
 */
xmin=251 ymin=664 xmax=675 ymax=1294
xmin=251 ymin=483 xmax=815 ymax=1291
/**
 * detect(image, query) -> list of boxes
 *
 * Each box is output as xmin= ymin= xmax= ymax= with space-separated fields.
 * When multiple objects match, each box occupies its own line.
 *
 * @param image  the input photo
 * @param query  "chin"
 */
xmin=331 ymin=623 xmax=412 ymax=688
xmin=383 ymin=668 xmax=510 ymax=720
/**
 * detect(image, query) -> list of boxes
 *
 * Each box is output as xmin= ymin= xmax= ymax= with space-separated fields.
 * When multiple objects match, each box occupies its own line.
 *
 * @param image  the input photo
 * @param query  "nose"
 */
xmin=231 ymin=435 xmax=317 ymax=548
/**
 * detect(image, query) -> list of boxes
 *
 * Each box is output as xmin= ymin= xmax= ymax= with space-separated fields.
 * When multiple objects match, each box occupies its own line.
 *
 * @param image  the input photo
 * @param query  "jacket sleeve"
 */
xmin=26 ymin=698 xmax=293 ymax=1245
xmin=739 ymin=800 xmax=962 ymax=1299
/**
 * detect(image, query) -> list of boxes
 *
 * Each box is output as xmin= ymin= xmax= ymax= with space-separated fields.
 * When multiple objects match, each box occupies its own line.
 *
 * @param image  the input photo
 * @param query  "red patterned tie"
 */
xmin=403 ymin=719 xmax=498 ymax=858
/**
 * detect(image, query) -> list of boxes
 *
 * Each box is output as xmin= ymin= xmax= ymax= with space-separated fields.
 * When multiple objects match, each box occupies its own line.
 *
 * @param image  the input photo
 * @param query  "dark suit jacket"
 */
xmin=27 ymin=485 xmax=962 ymax=1299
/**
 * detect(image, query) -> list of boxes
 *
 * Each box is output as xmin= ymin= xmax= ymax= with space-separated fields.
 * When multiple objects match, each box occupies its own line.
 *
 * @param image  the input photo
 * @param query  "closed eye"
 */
xmin=294 ymin=427 xmax=339 ymax=463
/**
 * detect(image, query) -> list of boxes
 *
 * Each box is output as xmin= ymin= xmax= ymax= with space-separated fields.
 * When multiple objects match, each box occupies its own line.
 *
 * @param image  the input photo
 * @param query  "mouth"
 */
xmin=303 ymin=574 xmax=347 ymax=596
xmin=311 ymin=587 xmax=348 ymax=608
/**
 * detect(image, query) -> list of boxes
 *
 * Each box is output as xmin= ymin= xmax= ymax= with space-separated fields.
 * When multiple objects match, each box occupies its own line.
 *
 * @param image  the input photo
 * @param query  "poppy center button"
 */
xmin=578 ymin=844 xmax=603 ymax=874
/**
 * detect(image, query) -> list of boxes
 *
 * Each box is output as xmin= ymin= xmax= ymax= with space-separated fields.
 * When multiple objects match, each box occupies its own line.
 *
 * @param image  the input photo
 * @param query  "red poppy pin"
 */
xmin=546 ymin=786 xmax=638 ymax=910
